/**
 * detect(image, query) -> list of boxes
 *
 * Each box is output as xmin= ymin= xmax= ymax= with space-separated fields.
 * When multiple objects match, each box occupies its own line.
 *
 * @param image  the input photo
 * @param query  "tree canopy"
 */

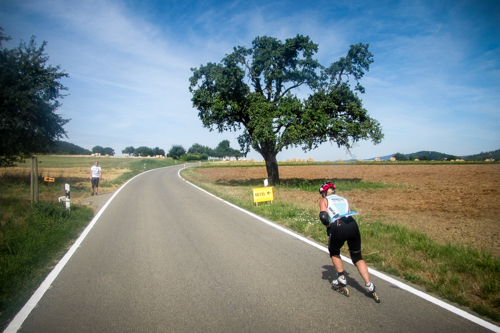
xmin=213 ymin=140 xmax=242 ymax=158
xmin=394 ymin=153 xmax=407 ymax=161
xmin=0 ymin=28 xmax=70 ymax=167
xmin=189 ymin=34 xmax=383 ymax=184
xmin=187 ymin=140 xmax=242 ymax=159
xmin=121 ymin=146 xmax=165 ymax=157
xmin=92 ymin=146 xmax=115 ymax=156
xmin=122 ymin=146 xmax=136 ymax=156
xmin=168 ymin=145 xmax=186 ymax=159
xmin=47 ymin=141 xmax=91 ymax=155
xmin=187 ymin=143 xmax=213 ymax=156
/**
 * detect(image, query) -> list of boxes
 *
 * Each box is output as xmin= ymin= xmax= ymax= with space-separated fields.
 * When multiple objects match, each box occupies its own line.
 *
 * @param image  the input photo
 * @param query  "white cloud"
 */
xmin=1 ymin=0 xmax=498 ymax=159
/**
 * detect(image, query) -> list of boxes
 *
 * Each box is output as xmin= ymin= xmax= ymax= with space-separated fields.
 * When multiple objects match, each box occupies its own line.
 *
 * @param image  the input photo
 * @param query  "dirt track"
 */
xmin=197 ymin=164 xmax=500 ymax=257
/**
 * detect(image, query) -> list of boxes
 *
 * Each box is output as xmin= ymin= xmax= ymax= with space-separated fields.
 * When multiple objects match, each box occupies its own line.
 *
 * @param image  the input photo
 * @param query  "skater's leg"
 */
xmin=355 ymin=259 xmax=379 ymax=301
xmin=331 ymin=255 xmax=348 ymax=294
xmin=355 ymin=260 xmax=370 ymax=284
xmin=331 ymin=255 xmax=344 ymax=273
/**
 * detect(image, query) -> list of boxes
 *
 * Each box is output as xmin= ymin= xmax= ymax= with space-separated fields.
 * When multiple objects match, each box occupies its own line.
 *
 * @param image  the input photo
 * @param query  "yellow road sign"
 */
xmin=252 ymin=187 xmax=274 ymax=204
xmin=44 ymin=177 xmax=55 ymax=182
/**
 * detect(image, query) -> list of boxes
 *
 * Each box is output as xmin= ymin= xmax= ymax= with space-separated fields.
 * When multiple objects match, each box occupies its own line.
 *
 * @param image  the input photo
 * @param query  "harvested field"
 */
xmin=0 ymin=167 xmax=130 ymax=183
xmin=0 ymin=167 xmax=130 ymax=202
xmin=197 ymin=164 xmax=500 ymax=257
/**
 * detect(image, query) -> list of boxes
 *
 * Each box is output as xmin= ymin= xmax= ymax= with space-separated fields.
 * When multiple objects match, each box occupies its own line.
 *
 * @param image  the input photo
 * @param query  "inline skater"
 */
xmin=319 ymin=181 xmax=380 ymax=302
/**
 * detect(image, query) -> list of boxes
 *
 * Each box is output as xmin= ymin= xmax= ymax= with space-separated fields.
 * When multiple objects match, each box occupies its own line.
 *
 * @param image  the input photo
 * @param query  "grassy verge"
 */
xmin=0 ymin=155 xmax=176 ymax=330
xmin=0 ymin=202 xmax=94 ymax=331
xmin=180 ymin=165 xmax=500 ymax=323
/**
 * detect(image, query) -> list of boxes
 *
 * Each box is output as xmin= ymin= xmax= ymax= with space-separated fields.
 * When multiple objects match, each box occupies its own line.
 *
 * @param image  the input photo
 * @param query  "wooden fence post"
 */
xmin=31 ymin=156 xmax=39 ymax=205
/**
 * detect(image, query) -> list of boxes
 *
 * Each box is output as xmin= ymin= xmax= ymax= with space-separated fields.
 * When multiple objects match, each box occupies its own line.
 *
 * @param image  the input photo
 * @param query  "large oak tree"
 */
xmin=0 ymin=28 xmax=69 ymax=167
xmin=189 ymin=35 xmax=383 ymax=184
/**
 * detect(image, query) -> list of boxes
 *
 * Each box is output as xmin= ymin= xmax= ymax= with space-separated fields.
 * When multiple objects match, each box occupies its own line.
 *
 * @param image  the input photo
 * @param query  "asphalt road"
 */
xmin=11 ymin=165 xmax=497 ymax=332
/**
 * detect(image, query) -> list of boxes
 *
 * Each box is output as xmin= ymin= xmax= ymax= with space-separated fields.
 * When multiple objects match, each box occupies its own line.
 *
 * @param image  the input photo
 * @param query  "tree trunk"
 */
xmin=262 ymin=150 xmax=280 ymax=185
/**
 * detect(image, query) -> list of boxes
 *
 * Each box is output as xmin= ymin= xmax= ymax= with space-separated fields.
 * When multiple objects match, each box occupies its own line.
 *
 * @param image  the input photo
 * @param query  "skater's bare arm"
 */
xmin=319 ymin=198 xmax=328 ymax=211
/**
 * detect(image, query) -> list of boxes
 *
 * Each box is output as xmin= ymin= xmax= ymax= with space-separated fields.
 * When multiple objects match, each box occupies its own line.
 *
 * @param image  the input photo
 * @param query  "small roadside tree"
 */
xmin=394 ymin=153 xmax=407 ymax=161
xmin=92 ymin=146 xmax=104 ymax=155
xmin=168 ymin=145 xmax=186 ymax=159
xmin=188 ymin=143 xmax=214 ymax=156
xmin=0 ymin=28 xmax=69 ymax=167
xmin=102 ymin=147 xmax=115 ymax=156
xmin=152 ymin=147 xmax=165 ymax=156
xmin=134 ymin=146 xmax=154 ymax=157
xmin=122 ymin=146 xmax=135 ymax=156
xmin=189 ymin=35 xmax=383 ymax=184
xmin=214 ymin=140 xmax=242 ymax=159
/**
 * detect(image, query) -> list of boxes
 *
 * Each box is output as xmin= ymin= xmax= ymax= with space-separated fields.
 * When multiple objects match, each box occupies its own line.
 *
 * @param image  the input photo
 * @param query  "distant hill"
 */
xmin=366 ymin=149 xmax=499 ymax=161
xmin=404 ymin=151 xmax=452 ymax=160
xmin=47 ymin=141 xmax=92 ymax=155
xmin=464 ymin=149 xmax=500 ymax=161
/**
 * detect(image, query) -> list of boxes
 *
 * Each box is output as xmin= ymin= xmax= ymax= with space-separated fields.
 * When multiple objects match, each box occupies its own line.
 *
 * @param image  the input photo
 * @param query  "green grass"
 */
xmin=360 ymin=221 xmax=500 ymax=321
xmin=0 ymin=202 xmax=94 ymax=331
xmin=180 ymin=166 xmax=500 ymax=323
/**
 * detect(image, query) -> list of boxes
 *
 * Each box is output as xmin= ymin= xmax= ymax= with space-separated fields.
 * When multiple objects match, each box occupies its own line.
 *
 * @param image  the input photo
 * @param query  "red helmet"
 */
xmin=319 ymin=182 xmax=335 ymax=194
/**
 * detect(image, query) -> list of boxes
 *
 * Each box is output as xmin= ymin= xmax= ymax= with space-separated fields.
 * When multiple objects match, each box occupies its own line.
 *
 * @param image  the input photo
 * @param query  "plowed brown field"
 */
xmin=197 ymin=164 xmax=500 ymax=257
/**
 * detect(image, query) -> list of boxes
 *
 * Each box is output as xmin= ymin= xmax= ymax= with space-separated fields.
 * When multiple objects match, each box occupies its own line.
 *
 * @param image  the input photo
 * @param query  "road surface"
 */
xmin=8 ymin=165 xmax=497 ymax=332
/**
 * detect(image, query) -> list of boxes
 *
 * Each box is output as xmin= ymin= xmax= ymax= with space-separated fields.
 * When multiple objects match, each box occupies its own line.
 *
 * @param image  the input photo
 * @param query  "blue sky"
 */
xmin=1 ymin=0 xmax=499 ymax=160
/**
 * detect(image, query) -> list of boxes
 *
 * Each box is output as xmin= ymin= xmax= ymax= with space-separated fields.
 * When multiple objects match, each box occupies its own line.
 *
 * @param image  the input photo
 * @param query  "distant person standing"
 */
xmin=90 ymin=161 xmax=102 ymax=196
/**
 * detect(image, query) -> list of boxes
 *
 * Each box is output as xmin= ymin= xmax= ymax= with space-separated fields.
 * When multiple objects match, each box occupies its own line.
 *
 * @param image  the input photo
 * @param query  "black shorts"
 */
xmin=91 ymin=177 xmax=100 ymax=188
xmin=328 ymin=216 xmax=361 ymax=256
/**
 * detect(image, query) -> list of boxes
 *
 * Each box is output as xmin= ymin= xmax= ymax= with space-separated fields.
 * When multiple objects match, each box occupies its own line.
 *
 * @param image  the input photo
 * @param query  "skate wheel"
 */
xmin=331 ymin=285 xmax=350 ymax=297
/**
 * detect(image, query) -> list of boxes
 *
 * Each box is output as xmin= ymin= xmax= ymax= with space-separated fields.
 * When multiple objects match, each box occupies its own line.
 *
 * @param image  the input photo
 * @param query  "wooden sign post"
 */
xmin=31 ymin=156 xmax=39 ymax=205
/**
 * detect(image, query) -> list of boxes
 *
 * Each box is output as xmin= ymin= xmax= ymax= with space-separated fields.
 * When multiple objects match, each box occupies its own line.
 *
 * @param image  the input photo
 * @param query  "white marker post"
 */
xmin=58 ymin=183 xmax=70 ymax=209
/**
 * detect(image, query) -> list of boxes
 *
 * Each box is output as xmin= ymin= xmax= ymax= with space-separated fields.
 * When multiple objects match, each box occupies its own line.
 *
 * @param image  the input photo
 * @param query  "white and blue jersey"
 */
xmin=326 ymin=194 xmax=354 ymax=222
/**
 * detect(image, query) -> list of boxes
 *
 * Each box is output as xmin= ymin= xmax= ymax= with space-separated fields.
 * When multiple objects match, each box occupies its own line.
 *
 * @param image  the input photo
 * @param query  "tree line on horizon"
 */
xmin=167 ymin=140 xmax=243 ymax=160
xmin=464 ymin=149 xmax=499 ymax=161
xmin=122 ymin=146 xmax=165 ymax=157
xmin=31 ymin=140 xmax=243 ymax=160
xmin=41 ymin=142 xmax=116 ymax=156
xmin=392 ymin=149 xmax=499 ymax=161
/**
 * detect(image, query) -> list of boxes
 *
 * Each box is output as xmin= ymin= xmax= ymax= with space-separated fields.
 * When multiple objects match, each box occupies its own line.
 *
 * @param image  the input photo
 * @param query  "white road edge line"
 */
xmin=4 ymin=167 xmax=164 ymax=333
xmin=179 ymin=168 xmax=500 ymax=333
